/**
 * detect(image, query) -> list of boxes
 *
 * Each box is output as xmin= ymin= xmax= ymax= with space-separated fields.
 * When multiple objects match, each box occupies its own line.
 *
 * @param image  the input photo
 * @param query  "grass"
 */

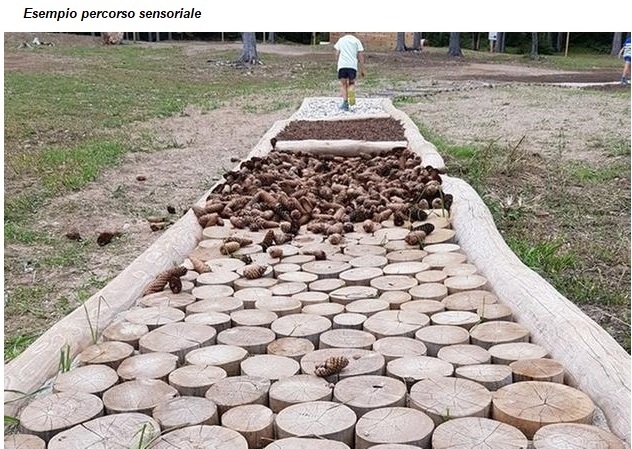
xmin=4 ymin=34 xmax=630 ymax=361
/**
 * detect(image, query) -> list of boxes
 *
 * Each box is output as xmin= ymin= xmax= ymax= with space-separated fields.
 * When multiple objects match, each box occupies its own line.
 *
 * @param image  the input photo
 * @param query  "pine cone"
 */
xmin=225 ymin=236 xmax=254 ymax=247
xmin=168 ymin=276 xmax=182 ymax=293
xmin=261 ymin=229 xmax=275 ymax=250
xmin=273 ymin=231 xmax=292 ymax=245
xmin=268 ymin=247 xmax=283 ymax=258
xmin=242 ymin=264 xmax=267 ymax=279
xmin=413 ymin=223 xmax=435 ymax=236
xmin=314 ymin=356 xmax=349 ymax=377
xmin=328 ymin=233 xmax=343 ymax=245
xmin=142 ymin=266 xmax=188 ymax=296
xmin=409 ymin=207 xmax=428 ymax=222
xmin=362 ymin=219 xmax=377 ymax=234
xmin=405 ymin=230 xmax=427 ymax=246
xmin=220 ymin=241 xmax=241 ymax=255
xmin=393 ymin=211 xmax=406 ymax=227
xmin=302 ymin=249 xmax=327 ymax=260
xmin=189 ymin=256 xmax=211 ymax=274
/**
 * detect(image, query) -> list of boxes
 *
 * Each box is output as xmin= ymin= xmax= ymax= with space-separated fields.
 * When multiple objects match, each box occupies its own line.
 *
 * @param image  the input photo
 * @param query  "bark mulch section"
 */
xmin=274 ymin=118 xmax=407 ymax=141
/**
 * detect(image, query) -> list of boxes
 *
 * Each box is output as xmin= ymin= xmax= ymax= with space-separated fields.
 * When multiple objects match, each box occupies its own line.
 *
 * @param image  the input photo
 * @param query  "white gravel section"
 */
xmin=290 ymin=96 xmax=388 ymax=120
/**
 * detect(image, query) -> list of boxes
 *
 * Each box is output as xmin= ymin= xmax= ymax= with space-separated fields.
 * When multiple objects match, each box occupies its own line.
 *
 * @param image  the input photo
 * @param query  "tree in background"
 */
xmin=448 ymin=32 xmax=463 ymax=57
xmin=530 ymin=32 xmax=539 ymax=58
xmin=611 ymin=32 xmax=623 ymax=56
xmin=494 ymin=33 xmax=506 ymax=53
xmin=395 ymin=33 xmax=407 ymax=51
xmin=412 ymin=33 xmax=423 ymax=51
xmin=237 ymin=32 xmax=259 ymax=65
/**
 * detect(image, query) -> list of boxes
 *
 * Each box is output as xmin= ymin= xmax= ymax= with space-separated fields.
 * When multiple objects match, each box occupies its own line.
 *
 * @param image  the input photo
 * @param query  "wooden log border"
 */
xmin=4 ymin=98 xmax=629 ymax=448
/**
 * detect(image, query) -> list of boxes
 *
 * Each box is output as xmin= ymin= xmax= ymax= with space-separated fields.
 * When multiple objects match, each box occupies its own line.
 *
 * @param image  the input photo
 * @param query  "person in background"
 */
xmin=334 ymin=33 xmax=365 ymax=111
xmin=619 ymin=34 xmax=631 ymax=85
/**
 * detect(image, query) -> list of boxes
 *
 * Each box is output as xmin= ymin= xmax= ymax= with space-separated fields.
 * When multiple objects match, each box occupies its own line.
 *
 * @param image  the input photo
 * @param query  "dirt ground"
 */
xmin=4 ymin=33 xmax=630 ymax=353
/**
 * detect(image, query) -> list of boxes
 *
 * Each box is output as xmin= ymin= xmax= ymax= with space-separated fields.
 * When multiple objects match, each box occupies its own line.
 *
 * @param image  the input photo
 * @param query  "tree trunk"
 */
xmin=530 ymin=32 xmax=539 ymax=58
xmin=267 ymin=32 xmax=275 ymax=44
xmin=395 ymin=32 xmax=407 ymax=52
xmin=495 ymin=32 xmax=505 ymax=53
xmin=412 ymin=33 xmax=422 ymax=51
xmin=611 ymin=32 xmax=623 ymax=56
xmin=237 ymin=32 xmax=259 ymax=65
xmin=448 ymin=32 xmax=463 ymax=57
xmin=555 ymin=32 xmax=564 ymax=52
xmin=471 ymin=32 xmax=480 ymax=50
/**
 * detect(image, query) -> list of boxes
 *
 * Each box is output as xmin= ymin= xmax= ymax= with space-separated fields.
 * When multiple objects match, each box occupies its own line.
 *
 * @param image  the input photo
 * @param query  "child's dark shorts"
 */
xmin=338 ymin=68 xmax=357 ymax=80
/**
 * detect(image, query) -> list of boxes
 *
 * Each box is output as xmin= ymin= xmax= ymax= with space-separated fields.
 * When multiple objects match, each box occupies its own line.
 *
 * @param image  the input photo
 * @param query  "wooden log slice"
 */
xmin=436 ymin=344 xmax=491 ymax=368
xmin=273 ymin=263 xmax=301 ymax=276
xmin=240 ymin=355 xmax=300 ymax=382
xmin=78 ymin=341 xmax=134 ymax=370
xmin=269 ymin=281 xmax=308 ymax=297
xmin=379 ymin=290 xmax=412 ymax=309
xmin=442 ymin=263 xmax=478 ymax=277
xmin=424 ymin=243 xmax=461 ymax=253
xmin=431 ymin=417 xmax=528 ymax=449
xmin=533 ymin=423 xmax=626 ymax=449
xmin=303 ymin=261 xmax=353 ymax=279
xmin=431 ymin=310 xmax=481 ymax=330
xmin=385 ymin=249 xmax=428 ymax=263
xmin=488 ymin=342 xmax=550 ymax=365
xmin=185 ymin=311 xmax=232 ymax=332
xmin=309 ymin=278 xmax=346 ymax=293
xmin=422 ymin=228 xmax=456 ymax=245
xmin=234 ymin=287 xmax=273 ymax=309
xmin=300 ymin=348 xmax=386 ymax=380
xmin=319 ymin=329 xmax=376 ymax=350
xmin=363 ymin=310 xmax=430 ymax=339
xmin=332 ymin=313 xmax=368 ymax=330
xmin=282 ymin=254 xmax=316 ymax=264
xmin=355 ymin=407 xmax=435 ymax=449
xmin=444 ymin=274 xmax=489 ymax=294
xmin=52 ymin=364 xmax=118 ymax=396
xmin=139 ymin=291 xmax=196 ymax=310
xmin=359 ymin=235 xmax=391 ymax=246
xmin=302 ymin=302 xmax=346 ymax=320
xmin=492 ymin=382 xmax=596 ymax=438
xmin=148 ymin=425 xmax=248 ymax=449
xmin=455 ymin=364 xmax=513 ymax=391
xmin=330 ymin=286 xmax=379 ymax=306
xmin=414 ymin=325 xmax=471 ymax=357
xmin=186 ymin=297 xmax=244 ymax=315
xmin=124 ymin=306 xmax=184 ymax=330
xmin=185 ymin=345 xmax=248 ymax=376
xmin=273 ymin=244 xmax=300 ymax=257
xmin=349 ymin=255 xmax=389 ymax=268
xmin=217 ymin=326 xmax=277 ymax=355
xmin=417 ymin=214 xmax=451 ymax=229
xmin=102 ymin=379 xmax=178 ymax=414
xmin=152 ymin=396 xmax=219 ymax=430
xmin=383 ymin=240 xmax=417 ymax=251
xmin=231 ymin=309 xmax=278 ymax=328
xmin=234 ymin=244 xmax=264 ymax=257
xmin=269 ymin=374 xmax=334 ymax=413
xmin=202 ymin=226 xmax=233 ymax=240
xmin=301 ymin=242 xmax=341 ymax=257
xmin=372 ymin=336 xmax=428 ymax=363
xmin=408 ymin=283 xmax=448 ymax=301
xmin=423 ymin=252 xmax=467 ymax=268
xmin=254 ymin=296 xmax=302 ymax=317
xmin=249 ymin=252 xmax=281 ymax=267
xmin=168 ymin=364 xmax=227 ymax=396
xmin=205 ymin=376 xmax=271 ymax=416
xmin=267 ymin=337 xmax=315 ymax=362
xmin=101 ymin=320 xmax=149 ymax=349
xmin=221 ymin=404 xmax=275 ymax=449
xmin=292 ymin=291 xmax=330 ymax=306
xmin=4 ymin=434 xmax=46 ymax=449
xmin=477 ymin=303 xmax=514 ymax=322
xmin=117 ymin=351 xmax=179 ymax=381
xmin=415 ymin=270 xmax=448 ymax=284
xmin=277 ymin=271 xmax=319 ymax=283
xmin=287 ymin=234 xmax=323 ymax=248
xmin=374 ymin=227 xmax=411 ymax=241
xmin=409 ymin=377 xmax=493 ymax=426
xmin=46 ymin=412 xmax=159 ymax=449
xmin=400 ymin=299 xmax=446 ymax=316
xmin=469 ymin=321 xmax=530 ymax=350
xmin=191 ymin=284 xmax=236 ymax=300
xmin=339 ymin=267 xmax=384 ymax=286
xmin=139 ymin=322 xmax=217 ymax=363
xmin=386 ymin=356 xmax=454 ymax=389
xmin=344 ymin=244 xmax=387 ymax=257
xmin=510 ymin=358 xmax=565 ymax=383
xmin=442 ymin=290 xmax=499 ymax=312
xmin=275 ymin=401 xmax=357 ymax=446
xmin=345 ymin=299 xmax=390 ymax=317
xmin=233 ymin=277 xmax=279 ymax=290
xmin=19 ymin=392 xmax=104 ymax=441
xmin=333 ymin=375 xmax=407 ymax=417
xmin=265 ymin=437 xmax=350 ymax=449
xmin=383 ymin=262 xmax=430 ymax=276
xmin=271 ymin=313 xmax=332 ymax=345
xmin=370 ymin=275 xmax=418 ymax=293
xmin=197 ymin=270 xmax=241 ymax=287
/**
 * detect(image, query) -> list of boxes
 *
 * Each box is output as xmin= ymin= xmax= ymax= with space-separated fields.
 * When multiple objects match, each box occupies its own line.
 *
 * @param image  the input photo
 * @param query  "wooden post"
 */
xmin=565 ymin=32 xmax=570 ymax=57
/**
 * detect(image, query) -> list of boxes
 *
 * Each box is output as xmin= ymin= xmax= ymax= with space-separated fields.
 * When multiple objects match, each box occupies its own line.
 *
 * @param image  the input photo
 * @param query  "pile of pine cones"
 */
xmin=191 ymin=148 xmax=452 ymax=237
